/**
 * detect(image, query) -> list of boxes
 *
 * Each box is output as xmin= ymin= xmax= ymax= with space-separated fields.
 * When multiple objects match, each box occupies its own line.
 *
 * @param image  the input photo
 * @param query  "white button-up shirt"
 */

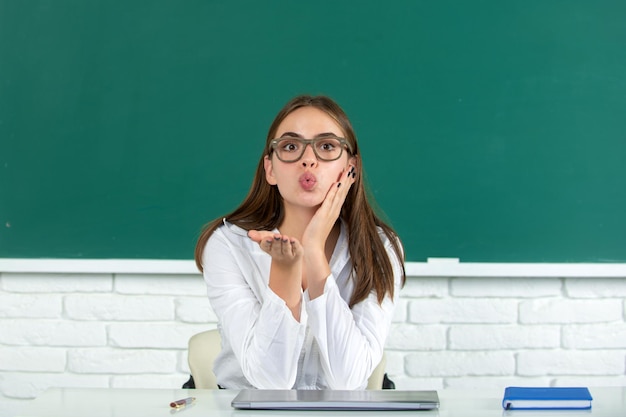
xmin=201 ymin=219 xmax=403 ymax=390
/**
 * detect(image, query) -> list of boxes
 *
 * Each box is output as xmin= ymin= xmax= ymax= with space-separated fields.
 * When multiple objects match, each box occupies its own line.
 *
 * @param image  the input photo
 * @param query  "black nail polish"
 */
xmin=337 ymin=182 xmax=342 ymax=187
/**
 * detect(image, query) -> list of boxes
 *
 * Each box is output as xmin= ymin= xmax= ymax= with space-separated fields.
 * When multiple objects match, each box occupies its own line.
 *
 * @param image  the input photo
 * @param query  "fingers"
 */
xmin=323 ymin=164 xmax=357 ymax=214
xmin=335 ymin=164 xmax=357 ymax=188
xmin=346 ymin=164 xmax=357 ymax=183
xmin=248 ymin=229 xmax=273 ymax=244
xmin=249 ymin=230 xmax=302 ymax=260
xmin=266 ymin=235 xmax=301 ymax=260
xmin=337 ymin=164 xmax=357 ymax=195
xmin=266 ymin=235 xmax=294 ymax=257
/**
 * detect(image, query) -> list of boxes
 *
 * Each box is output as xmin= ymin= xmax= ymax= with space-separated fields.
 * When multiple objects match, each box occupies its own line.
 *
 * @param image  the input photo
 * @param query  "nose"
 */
xmin=300 ymin=144 xmax=318 ymax=167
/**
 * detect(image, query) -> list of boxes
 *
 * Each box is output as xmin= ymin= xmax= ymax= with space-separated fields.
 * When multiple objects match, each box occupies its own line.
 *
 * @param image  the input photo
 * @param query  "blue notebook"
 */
xmin=502 ymin=387 xmax=592 ymax=410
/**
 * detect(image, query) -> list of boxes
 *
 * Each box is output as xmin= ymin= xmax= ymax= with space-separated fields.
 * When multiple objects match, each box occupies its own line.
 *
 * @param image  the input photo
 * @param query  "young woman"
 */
xmin=195 ymin=94 xmax=405 ymax=390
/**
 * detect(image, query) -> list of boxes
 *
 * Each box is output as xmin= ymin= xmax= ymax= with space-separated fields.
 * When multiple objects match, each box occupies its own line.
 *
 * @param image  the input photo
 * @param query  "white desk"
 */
xmin=18 ymin=387 xmax=626 ymax=417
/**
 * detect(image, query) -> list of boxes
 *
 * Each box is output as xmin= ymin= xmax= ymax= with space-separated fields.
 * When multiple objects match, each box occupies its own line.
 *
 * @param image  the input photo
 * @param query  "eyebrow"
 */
xmin=278 ymin=131 xmax=340 ymax=139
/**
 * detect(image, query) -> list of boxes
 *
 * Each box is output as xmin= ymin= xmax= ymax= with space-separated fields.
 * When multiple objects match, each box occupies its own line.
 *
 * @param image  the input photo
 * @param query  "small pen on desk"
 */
xmin=170 ymin=397 xmax=196 ymax=408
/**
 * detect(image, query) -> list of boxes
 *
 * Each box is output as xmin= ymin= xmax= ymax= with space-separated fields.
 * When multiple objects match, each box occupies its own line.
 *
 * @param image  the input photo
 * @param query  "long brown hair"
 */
xmin=195 ymin=95 xmax=405 ymax=306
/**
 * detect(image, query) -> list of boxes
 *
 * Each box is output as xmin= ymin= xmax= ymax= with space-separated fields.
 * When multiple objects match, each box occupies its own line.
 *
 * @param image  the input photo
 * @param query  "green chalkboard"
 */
xmin=1 ymin=1 xmax=625 ymax=262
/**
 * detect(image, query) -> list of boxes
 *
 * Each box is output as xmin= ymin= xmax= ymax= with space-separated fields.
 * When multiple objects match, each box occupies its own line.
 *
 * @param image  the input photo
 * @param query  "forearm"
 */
xmin=268 ymin=260 xmax=303 ymax=321
xmin=303 ymin=248 xmax=330 ymax=300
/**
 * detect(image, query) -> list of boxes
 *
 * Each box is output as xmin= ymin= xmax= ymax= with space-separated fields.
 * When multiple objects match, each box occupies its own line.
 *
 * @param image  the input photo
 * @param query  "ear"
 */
xmin=348 ymin=155 xmax=358 ymax=169
xmin=263 ymin=155 xmax=277 ymax=185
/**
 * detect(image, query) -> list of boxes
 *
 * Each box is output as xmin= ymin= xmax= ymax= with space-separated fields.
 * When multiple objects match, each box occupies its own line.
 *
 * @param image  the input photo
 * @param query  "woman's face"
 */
xmin=264 ymin=106 xmax=354 ymax=211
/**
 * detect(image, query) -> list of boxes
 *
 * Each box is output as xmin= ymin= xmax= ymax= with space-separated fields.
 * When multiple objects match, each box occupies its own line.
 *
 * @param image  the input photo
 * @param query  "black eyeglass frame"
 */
xmin=269 ymin=137 xmax=353 ymax=163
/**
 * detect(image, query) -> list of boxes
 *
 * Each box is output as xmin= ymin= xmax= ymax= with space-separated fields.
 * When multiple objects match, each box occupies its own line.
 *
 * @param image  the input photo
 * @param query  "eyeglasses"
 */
xmin=269 ymin=136 xmax=352 ymax=163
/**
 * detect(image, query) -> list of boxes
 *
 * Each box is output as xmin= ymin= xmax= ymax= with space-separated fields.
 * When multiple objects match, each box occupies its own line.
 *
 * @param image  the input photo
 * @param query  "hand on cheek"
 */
xmin=301 ymin=164 xmax=357 ymax=252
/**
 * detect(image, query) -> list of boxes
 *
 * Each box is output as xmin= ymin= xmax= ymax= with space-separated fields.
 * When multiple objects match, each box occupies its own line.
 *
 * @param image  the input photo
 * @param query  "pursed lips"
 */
xmin=299 ymin=172 xmax=317 ymax=190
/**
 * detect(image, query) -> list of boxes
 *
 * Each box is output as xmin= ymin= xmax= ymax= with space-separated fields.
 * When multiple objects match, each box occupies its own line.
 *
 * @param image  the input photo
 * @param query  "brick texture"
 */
xmin=1 ymin=270 xmax=625 ymax=414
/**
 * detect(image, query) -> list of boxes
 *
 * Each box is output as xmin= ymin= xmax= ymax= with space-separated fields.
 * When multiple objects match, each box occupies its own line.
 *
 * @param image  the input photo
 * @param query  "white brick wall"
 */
xmin=1 ymin=266 xmax=625 ymax=416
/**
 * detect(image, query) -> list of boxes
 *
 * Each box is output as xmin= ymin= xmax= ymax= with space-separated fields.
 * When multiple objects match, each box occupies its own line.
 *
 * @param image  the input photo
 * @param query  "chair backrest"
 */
xmin=187 ymin=329 xmax=387 ymax=389
xmin=188 ymin=329 xmax=222 ymax=389
xmin=366 ymin=351 xmax=387 ymax=390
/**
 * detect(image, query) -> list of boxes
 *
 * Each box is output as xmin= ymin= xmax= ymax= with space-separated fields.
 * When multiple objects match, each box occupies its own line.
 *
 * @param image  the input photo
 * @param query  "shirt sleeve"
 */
xmin=202 ymin=228 xmax=307 ymax=389
xmin=303 ymin=239 xmax=403 ymax=390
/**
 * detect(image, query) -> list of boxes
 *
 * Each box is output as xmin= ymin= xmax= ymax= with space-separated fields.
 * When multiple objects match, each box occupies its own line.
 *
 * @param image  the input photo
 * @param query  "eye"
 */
xmin=316 ymin=138 xmax=339 ymax=152
xmin=280 ymin=139 xmax=300 ymax=153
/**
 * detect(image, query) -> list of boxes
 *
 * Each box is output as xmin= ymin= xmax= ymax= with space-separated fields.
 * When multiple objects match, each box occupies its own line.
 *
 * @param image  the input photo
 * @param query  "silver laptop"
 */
xmin=231 ymin=389 xmax=439 ymax=410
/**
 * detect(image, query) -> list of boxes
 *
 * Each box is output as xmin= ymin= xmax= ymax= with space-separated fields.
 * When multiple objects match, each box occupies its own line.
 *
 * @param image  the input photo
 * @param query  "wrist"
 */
xmin=303 ymin=251 xmax=330 ymax=296
xmin=303 ymin=247 xmax=326 ymax=262
xmin=269 ymin=260 xmax=302 ymax=303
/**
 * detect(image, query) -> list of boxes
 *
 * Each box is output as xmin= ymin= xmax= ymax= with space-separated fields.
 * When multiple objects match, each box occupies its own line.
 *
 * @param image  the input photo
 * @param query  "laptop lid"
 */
xmin=231 ymin=389 xmax=440 ymax=411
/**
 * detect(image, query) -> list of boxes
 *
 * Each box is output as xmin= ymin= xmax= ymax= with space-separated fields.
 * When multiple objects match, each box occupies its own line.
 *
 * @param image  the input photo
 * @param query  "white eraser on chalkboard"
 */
xmin=426 ymin=258 xmax=460 ymax=264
